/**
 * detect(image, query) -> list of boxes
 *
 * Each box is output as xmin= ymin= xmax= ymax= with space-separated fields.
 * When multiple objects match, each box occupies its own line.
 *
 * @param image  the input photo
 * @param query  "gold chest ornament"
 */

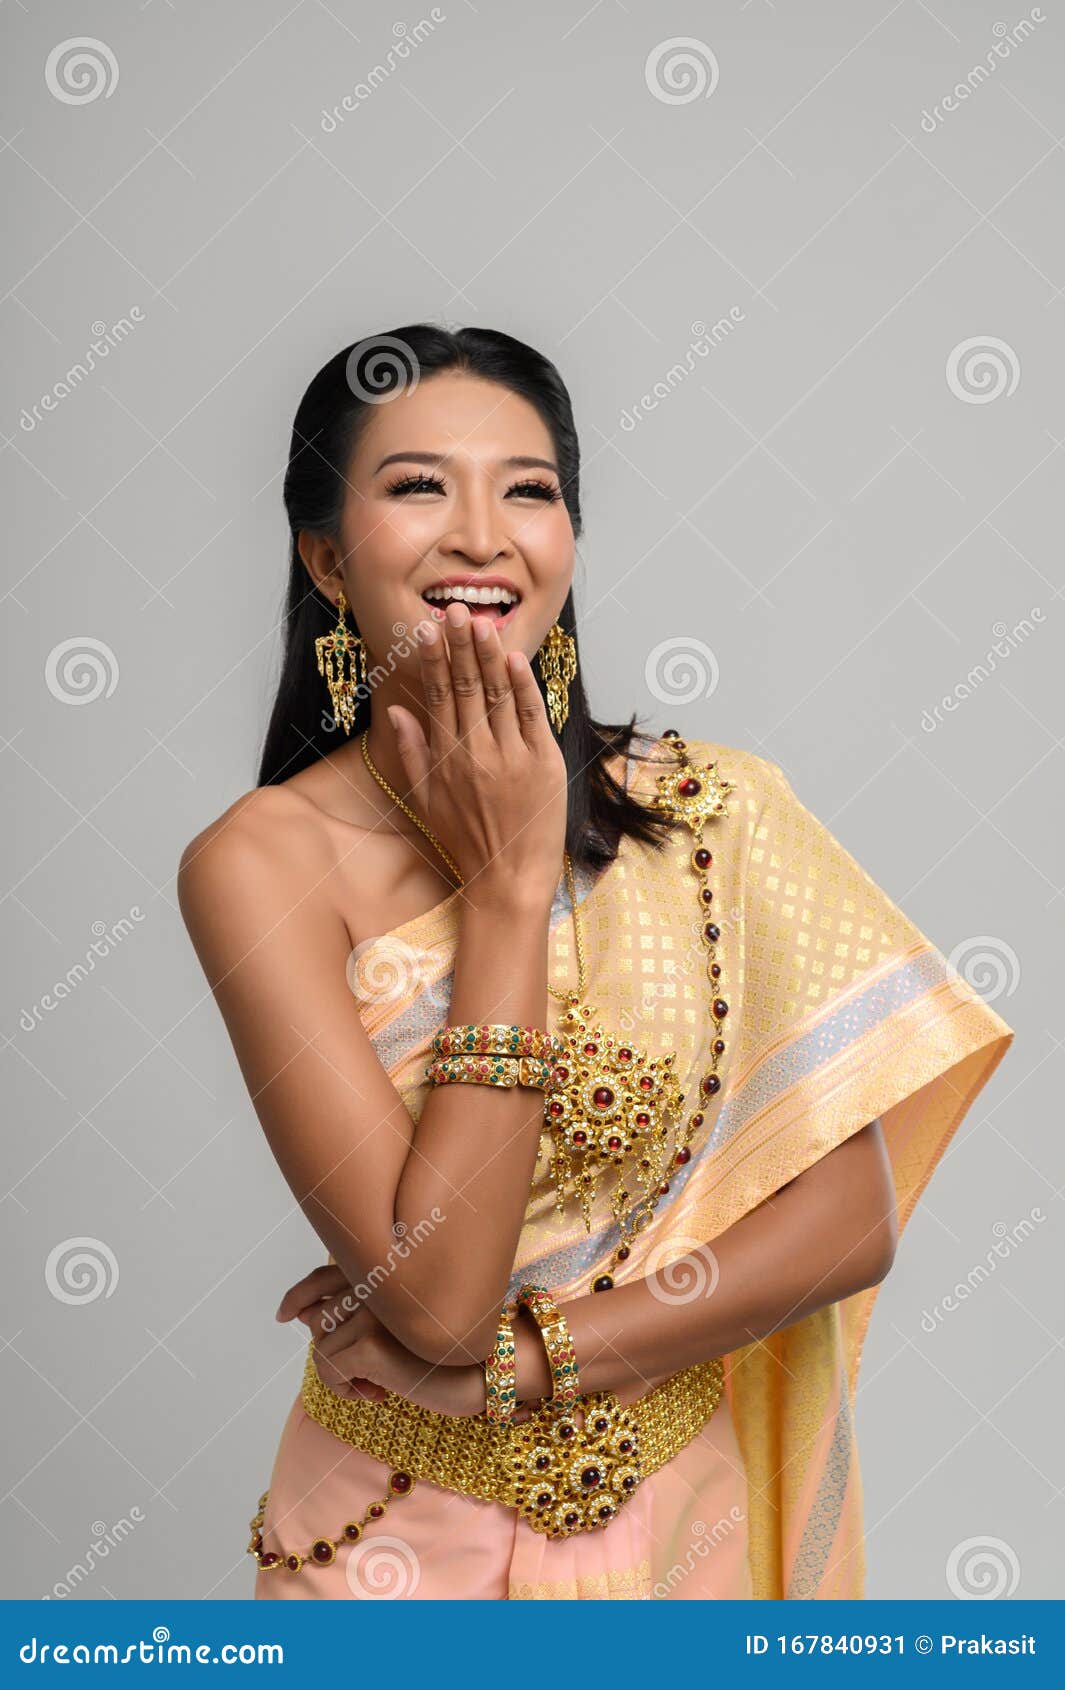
xmin=542 ymin=731 xmax=734 ymax=1250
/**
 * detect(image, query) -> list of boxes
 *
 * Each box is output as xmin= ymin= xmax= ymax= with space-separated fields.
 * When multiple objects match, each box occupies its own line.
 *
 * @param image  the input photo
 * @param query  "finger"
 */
xmin=506 ymin=648 xmax=554 ymax=749
xmin=312 ymin=1302 xmax=371 ymax=1351
xmin=275 ymin=1264 xmax=347 ymax=1322
xmin=471 ymin=615 xmax=522 ymax=749
xmin=313 ymin=1335 xmax=381 ymax=1393
xmin=441 ymin=600 xmax=490 ymax=744
xmin=386 ymin=705 xmax=431 ymax=802
xmin=414 ymin=615 xmax=459 ymax=755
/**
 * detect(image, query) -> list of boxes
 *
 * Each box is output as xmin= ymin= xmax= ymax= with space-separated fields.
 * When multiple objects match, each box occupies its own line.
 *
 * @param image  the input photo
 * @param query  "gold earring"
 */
xmin=536 ymin=622 xmax=577 ymax=733
xmin=314 ymin=588 xmax=364 ymax=735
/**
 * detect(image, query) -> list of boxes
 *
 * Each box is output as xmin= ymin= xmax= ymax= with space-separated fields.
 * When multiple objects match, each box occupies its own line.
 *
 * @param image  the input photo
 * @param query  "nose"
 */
xmin=438 ymin=478 xmax=512 ymax=566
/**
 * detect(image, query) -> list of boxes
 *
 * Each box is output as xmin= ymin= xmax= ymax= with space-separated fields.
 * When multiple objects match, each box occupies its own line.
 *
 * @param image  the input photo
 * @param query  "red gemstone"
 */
xmin=564 ymin=1512 xmax=580 ymax=1527
xmin=710 ymin=964 xmax=721 ymax=978
xmin=368 ymin=1504 xmax=385 ymax=1519
xmin=593 ymin=1416 xmax=609 ymax=1433
xmin=581 ymin=1466 xmax=602 ymax=1488
xmin=639 ymin=1076 xmax=653 ymax=1091
xmin=389 ymin=1471 xmax=412 ymax=1494
xmin=700 ymin=887 xmax=714 ymax=905
xmin=548 ymin=1100 xmax=565 ymax=1118
xmin=619 ymin=1438 xmax=633 ymax=1454
xmin=572 ymin=1130 xmax=587 ymax=1145
xmin=691 ymin=1113 xmax=704 ymax=1128
xmin=694 ymin=848 xmax=712 ymax=869
xmin=260 ymin=1552 xmax=278 ymax=1567
xmin=678 ymin=777 xmax=701 ymax=797
xmin=592 ymin=1086 xmax=614 ymax=1107
xmin=535 ymin=1454 xmax=550 ymax=1470
xmin=702 ymin=1074 xmax=721 ymax=1095
xmin=344 ymin=1523 xmax=362 ymax=1540
xmin=286 ymin=1554 xmax=301 ymax=1570
xmin=635 ymin=1111 xmax=650 ymax=1126
xmin=607 ymin=1135 xmax=622 ymax=1150
xmin=659 ymin=1182 xmax=670 ymax=1196
xmin=675 ymin=1146 xmax=691 ymax=1165
xmin=536 ymin=1491 xmax=552 ymax=1508
xmin=617 ymin=1047 xmax=632 ymax=1061
xmin=311 ymin=1540 xmax=334 ymax=1563
xmin=583 ymin=1042 xmax=598 ymax=1056
xmin=713 ymin=1039 xmax=725 ymax=1055
xmin=705 ymin=923 xmax=720 ymax=942
xmin=713 ymin=999 xmax=729 ymax=1019
xmin=616 ymin=1246 xmax=631 ymax=1261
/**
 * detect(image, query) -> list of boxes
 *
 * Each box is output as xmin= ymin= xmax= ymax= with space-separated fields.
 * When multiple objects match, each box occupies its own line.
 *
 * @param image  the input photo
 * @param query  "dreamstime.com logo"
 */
xmin=18 ymin=310 xmax=145 ymax=433
xmin=42 ymin=1510 xmax=146 ymax=1599
xmin=318 ymin=1212 xmax=445 ymax=1333
xmin=45 ymin=638 xmax=120 ymax=705
xmin=652 ymin=1510 xmax=746 ymax=1596
xmin=919 ymin=609 xmax=1044 ymax=731
xmin=946 ymin=935 xmax=1020 ymax=1004
xmin=946 ymin=336 xmax=1020 ymax=403
xmin=45 ymin=37 xmax=119 ymax=104
xmin=45 ymin=1238 xmax=119 ymax=1306
xmin=320 ymin=615 xmax=435 ymax=735
xmin=645 ymin=1236 xmax=721 ymax=1305
xmin=919 ymin=1207 xmax=1045 ymax=1333
xmin=644 ymin=635 xmax=720 ymax=706
xmin=946 ymin=1536 xmax=1021 ymax=1599
xmin=919 ymin=12 xmax=1046 ymax=133
xmin=19 ymin=908 xmax=146 ymax=1032
xmin=645 ymin=37 xmax=720 ymax=105
xmin=619 ymin=312 xmax=747 ymax=431
xmin=320 ymin=13 xmax=446 ymax=131
xmin=344 ymin=1535 xmax=421 ymax=1598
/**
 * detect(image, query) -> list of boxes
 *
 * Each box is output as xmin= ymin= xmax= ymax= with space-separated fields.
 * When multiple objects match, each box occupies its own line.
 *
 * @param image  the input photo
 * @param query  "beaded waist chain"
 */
xmin=298 ymin=1341 xmax=725 ymax=1540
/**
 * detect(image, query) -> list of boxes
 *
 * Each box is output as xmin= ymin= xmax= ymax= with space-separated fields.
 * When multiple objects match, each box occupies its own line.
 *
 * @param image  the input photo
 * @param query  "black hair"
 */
xmin=257 ymin=323 xmax=682 ymax=871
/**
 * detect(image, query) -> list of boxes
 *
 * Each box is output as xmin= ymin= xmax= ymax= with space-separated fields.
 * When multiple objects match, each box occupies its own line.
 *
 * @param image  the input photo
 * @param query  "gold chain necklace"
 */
xmin=359 ymin=730 xmax=684 ymax=1231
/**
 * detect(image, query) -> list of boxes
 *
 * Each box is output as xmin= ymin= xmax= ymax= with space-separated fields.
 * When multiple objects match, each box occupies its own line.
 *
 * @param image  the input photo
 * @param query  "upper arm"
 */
xmin=793 ymin=1118 xmax=898 ymax=1284
xmin=177 ymin=795 xmax=414 ymax=1301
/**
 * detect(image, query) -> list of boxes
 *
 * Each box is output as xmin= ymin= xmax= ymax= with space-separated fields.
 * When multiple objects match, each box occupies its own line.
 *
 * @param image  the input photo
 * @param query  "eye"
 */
xmin=384 ymin=471 xmax=447 ymax=496
xmin=507 ymin=477 xmax=562 ymax=502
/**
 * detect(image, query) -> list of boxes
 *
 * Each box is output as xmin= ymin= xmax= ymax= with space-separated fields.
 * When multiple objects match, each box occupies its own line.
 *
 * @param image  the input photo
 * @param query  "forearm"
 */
xmin=512 ymin=1145 xmax=897 ymax=1400
xmin=390 ymin=882 xmax=553 ymax=1359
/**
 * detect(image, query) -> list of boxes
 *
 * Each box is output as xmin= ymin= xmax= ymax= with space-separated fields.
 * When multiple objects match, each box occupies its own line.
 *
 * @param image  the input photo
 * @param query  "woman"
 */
xmin=178 ymin=325 xmax=1014 ymax=1600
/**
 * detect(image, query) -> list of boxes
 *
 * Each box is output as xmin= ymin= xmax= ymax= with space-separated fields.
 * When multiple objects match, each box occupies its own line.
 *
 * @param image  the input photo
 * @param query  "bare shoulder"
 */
xmin=177 ymin=783 xmax=339 ymax=946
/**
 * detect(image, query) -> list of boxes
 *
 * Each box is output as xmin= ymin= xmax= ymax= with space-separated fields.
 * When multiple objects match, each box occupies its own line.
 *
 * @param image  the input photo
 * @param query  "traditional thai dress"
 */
xmin=252 ymin=731 xmax=1013 ymax=1599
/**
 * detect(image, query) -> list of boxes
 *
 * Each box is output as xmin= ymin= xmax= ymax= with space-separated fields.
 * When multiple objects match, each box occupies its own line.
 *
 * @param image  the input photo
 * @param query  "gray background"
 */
xmin=2 ymin=0 xmax=1062 ymax=1601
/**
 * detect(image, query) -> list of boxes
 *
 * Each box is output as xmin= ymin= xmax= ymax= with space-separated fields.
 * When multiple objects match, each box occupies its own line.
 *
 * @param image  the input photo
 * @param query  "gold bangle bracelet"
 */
xmin=431 ymin=1022 xmax=564 ymax=1062
xmin=425 ymin=1052 xmax=556 ymax=1091
xmin=484 ymin=1306 xmax=516 ymax=1425
xmin=515 ymin=1283 xmax=580 ymax=1410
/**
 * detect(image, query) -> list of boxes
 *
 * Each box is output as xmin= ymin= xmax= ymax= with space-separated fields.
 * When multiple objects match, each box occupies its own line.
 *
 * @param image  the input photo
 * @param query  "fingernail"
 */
xmin=419 ymin=619 xmax=438 ymax=643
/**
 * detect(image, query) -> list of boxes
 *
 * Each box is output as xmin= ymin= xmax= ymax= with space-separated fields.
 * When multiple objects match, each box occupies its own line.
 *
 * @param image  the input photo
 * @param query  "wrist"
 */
xmin=462 ymin=874 xmax=555 ymax=921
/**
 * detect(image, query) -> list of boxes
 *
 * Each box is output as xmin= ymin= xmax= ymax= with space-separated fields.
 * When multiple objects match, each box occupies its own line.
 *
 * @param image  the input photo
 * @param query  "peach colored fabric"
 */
xmin=251 ymin=732 xmax=1013 ymax=1600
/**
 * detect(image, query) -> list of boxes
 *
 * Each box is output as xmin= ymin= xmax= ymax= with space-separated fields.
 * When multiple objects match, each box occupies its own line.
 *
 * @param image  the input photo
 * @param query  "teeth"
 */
xmin=422 ymin=584 xmax=519 ymax=606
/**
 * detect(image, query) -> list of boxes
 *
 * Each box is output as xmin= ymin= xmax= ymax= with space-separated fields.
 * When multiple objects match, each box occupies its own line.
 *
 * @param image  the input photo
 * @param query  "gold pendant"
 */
xmin=543 ymin=992 xmax=685 ymax=1232
xmin=507 ymin=1393 xmax=642 ymax=1537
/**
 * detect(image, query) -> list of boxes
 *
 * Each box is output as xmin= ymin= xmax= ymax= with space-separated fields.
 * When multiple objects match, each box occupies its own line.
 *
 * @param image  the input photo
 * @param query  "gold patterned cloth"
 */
xmin=257 ymin=730 xmax=1013 ymax=1600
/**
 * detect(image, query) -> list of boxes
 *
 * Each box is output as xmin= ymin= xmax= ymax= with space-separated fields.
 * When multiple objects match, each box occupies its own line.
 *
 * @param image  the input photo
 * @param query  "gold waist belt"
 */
xmin=300 ymin=1343 xmax=725 ymax=1539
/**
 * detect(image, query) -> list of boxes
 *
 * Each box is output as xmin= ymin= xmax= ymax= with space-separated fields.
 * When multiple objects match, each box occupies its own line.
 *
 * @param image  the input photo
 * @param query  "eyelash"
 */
xmin=383 ymin=471 xmax=562 ymax=502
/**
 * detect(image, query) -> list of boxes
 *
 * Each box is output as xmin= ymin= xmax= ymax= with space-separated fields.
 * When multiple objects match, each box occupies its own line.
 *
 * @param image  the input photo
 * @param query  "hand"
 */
xmin=387 ymin=600 xmax=568 ymax=906
xmin=275 ymin=1263 xmax=486 ymax=1417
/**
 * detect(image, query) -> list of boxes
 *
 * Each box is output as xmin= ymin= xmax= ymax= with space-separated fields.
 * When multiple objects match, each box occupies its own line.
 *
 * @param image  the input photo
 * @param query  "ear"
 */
xmin=297 ymin=529 xmax=342 ymax=604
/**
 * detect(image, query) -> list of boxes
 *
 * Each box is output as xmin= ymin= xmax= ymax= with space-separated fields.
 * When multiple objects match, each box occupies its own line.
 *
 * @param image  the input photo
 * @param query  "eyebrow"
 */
xmin=373 ymin=450 xmax=559 ymax=475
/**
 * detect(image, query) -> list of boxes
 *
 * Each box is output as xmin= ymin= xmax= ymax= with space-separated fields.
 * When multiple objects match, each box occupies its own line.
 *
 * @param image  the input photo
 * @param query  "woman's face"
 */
xmin=330 ymin=371 xmax=575 ymax=665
